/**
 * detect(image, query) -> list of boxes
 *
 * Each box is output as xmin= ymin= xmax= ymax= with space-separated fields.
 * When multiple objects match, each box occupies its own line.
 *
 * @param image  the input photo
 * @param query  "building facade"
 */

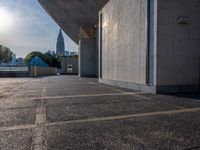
xmin=56 ymin=29 xmax=65 ymax=56
xmin=39 ymin=0 xmax=200 ymax=93
xmin=61 ymin=56 xmax=78 ymax=75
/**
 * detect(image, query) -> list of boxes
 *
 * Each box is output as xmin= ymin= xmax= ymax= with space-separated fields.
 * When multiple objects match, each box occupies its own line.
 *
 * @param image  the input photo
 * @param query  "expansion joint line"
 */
xmin=31 ymin=86 xmax=47 ymax=150
xmin=45 ymin=107 xmax=200 ymax=127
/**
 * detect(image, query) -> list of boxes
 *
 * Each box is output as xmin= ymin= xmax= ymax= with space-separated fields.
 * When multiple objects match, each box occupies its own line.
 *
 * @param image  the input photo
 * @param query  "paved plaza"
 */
xmin=0 ymin=75 xmax=200 ymax=150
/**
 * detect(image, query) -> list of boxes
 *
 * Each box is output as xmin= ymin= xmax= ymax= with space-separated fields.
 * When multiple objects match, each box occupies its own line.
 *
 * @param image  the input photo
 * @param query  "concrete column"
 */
xmin=78 ymin=38 xmax=98 ymax=77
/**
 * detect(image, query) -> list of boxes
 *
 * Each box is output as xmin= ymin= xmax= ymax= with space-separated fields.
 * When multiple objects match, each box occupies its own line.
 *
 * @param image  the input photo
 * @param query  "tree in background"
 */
xmin=24 ymin=51 xmax=60 ymax=68
xmin=43 ymin=52 xmax=61 ymax=68
xmin=0 ymin=45 xmax=13 ymax=64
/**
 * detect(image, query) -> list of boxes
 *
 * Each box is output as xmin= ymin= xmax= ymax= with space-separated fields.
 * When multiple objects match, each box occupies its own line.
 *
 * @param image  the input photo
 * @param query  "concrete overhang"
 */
xmin=38 ymin=0 xmax=109 ymax=44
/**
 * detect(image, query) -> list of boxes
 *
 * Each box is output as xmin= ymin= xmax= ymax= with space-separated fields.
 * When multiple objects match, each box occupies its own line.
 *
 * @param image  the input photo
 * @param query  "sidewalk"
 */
xmin=0 ymin=75 xmax=199 ymax=150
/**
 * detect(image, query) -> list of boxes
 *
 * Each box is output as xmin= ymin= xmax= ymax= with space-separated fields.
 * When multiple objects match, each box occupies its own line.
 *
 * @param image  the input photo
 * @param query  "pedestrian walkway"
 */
xmin=0 ymin=76 xmax=199 ymax=150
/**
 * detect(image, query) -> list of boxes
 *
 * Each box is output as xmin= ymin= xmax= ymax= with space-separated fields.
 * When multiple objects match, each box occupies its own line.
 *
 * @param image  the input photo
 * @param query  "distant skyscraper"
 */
xmin=56 ymin=29 xmax=65 ymax=56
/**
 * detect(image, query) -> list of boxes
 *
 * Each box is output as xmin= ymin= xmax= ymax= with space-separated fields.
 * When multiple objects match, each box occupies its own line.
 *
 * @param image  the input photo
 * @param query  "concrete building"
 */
xmin=56 ymin=29 xmax=65 ymax=56
xmin=61 ymin=56 xmax=78 ymax=75
xmin=39 ymin=0 xmax=200 ymax=93
xmin=69 ymin=52 xmax=78 ymax=56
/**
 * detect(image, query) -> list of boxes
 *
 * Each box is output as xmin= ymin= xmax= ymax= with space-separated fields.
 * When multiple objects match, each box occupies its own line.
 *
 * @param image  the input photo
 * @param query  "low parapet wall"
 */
xmin=0 ymin=71 xmax=29 ymax=77
xmin=29 ymin=66 xmax=57 ymax=77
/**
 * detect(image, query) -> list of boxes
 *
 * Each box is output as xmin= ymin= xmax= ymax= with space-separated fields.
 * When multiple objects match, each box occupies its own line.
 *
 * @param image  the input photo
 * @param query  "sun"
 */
xmin=0 ymin=7 xmax=14 ymax=32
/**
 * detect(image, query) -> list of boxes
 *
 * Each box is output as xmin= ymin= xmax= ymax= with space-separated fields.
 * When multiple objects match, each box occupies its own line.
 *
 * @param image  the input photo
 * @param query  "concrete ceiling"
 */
xmin=38 ymin=0 xmax=109 ymax=44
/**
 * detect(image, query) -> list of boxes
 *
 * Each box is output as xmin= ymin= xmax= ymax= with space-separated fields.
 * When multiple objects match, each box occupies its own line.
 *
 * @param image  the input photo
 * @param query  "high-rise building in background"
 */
xmin=56 ymin=29 xmax=65 ymax=56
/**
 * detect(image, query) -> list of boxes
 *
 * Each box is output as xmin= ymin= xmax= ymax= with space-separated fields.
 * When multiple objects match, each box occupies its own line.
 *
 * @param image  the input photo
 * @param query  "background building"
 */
xmin=56 ymin=29 xmax=65 ymax=56
xmin=64 ymin=51 xmax=70 ymax=56
xmin=47 ymin=50 xmax=56 ymax=57
xmin=61 ymin=56 xmax=78 ymax=75
xmin=70 ymin=52 xmax=78 ymax=56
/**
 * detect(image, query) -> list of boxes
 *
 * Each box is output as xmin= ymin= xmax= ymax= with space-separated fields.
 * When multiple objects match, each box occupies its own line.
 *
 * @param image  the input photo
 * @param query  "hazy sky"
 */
xmin=0 ymin=0 xmax=78 ymax=58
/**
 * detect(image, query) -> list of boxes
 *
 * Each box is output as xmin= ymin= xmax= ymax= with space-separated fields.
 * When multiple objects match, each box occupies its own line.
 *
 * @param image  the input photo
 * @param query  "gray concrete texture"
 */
xmin=61 ymin=56 xmax=78 ymax=74
xmin=29 ymin=66 xmax=57 ymax=77
xmin=0 ymin=76 xmax=200 ymax=149
xmin=38 ymin=0 xmax=109 ymax=44
xmin=156 ymin=0 xmax=200 ymax=86
xmin=79 ymin=39 xmax=98 ymax=77
xmin=0 ymin=71 xmax=29 ymax=77
xmin=100 ymin=0 xmax=148 ymax=84
xmin=38 ymin=0 xmax=200 ymax=93
xmin=100 ymin=0 xmax=200 ymax=92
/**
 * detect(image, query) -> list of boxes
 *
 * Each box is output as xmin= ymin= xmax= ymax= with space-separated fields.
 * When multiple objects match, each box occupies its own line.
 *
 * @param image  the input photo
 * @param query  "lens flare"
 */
xmin=0 ymin=7 xmax=14 ymax=32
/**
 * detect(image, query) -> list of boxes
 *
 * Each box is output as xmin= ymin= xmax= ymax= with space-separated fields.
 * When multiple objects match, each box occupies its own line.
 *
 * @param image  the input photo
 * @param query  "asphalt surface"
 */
xmin=0 ymin=75 xmax=200 ymax=150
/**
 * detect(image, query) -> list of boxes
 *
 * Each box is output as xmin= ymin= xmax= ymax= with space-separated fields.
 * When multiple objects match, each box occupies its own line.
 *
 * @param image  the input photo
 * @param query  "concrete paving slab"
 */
xmin=4 ymin=92 xmax=42 ymax=98
xmin=0 ymin=129 xmax=32 ymax=150
xmin=142 ymin=93 xmax=200 ymax=108
xmin=0 ymin=108 xmax=36 ymax=127
xmin=46 ymin=95 xmax=180 ymax=123
xmin=0 ymin=98 xmax=40 ymax=110
xmin=46 ymin=86 xmax=121 ymax=96
xmin=0 ymin=78 xmax=32 ymax=94
xmin=46 ymin=111 xmax=200 ymax=150
xmin=0 ymin=76 xmax=199 ymax=150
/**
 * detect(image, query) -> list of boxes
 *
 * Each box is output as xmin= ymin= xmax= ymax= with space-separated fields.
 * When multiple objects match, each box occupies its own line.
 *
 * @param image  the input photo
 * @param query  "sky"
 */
xmin=0 ymin=0 xmax=78 ymax=58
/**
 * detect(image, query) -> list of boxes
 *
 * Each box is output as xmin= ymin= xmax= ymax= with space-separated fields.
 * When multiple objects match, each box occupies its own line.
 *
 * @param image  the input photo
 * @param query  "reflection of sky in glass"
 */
xmin=0 ymin=0 xmax=78 ymax=58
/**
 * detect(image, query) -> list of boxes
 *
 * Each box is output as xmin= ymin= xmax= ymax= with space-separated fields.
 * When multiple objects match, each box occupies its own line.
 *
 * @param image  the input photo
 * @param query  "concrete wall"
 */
xmin=156 ymin=0 xmax=200 ymax=87
xmin=79 ymin=39 xmax=98 ymax=77
xmin=0 ymin=71 xmax=29 ymax=77
xmin=61 ymin=56 xmax=78 ymax=74
xmin=29 ymin=67 xmax=57 ymax=77
xmin=100 ymin=0 xmax=148 ymax=84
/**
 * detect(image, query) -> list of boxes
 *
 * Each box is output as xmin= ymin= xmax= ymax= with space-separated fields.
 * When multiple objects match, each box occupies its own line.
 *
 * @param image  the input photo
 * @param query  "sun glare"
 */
xmin=0 ymin=7 xmax=14 ymax=32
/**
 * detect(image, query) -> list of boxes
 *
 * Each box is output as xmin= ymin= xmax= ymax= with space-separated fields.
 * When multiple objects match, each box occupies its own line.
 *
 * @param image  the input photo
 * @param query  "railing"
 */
xmin=0 ymin=65 xmax=28 ymax=71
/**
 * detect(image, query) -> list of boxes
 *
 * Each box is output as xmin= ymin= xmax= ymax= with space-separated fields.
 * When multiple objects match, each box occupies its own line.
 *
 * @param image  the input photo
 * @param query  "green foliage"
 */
xmin=0 ymin=45 xmax=13 ymax=63
xmin=24 ymin=51 xmax=43 ymax=64
xmin=43 ymin=52 xmax=61 ymax=68
xmin=25 ymin=51 xmax=60 ymax=68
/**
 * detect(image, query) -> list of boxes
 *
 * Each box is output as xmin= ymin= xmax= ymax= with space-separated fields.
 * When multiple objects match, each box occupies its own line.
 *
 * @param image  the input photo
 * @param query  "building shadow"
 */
xmin=171 ymin=92 xmax=200 ymax=100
